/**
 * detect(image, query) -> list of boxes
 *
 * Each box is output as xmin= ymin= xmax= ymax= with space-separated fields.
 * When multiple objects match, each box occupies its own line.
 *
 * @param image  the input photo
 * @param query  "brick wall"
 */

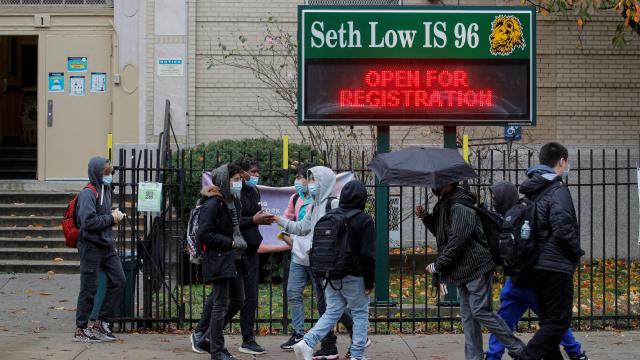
xmin=189 ymin=0 xmax=640 ymax=146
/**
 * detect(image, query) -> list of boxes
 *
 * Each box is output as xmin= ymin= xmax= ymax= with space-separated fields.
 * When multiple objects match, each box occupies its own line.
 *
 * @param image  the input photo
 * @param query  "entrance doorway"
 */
xmin=0 ymin=36 xmax=38 ymax=179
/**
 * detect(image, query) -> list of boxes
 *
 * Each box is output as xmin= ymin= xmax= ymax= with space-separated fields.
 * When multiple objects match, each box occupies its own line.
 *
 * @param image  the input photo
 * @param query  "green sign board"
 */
xmin=298 ymin=6 xmax=536 ymax=125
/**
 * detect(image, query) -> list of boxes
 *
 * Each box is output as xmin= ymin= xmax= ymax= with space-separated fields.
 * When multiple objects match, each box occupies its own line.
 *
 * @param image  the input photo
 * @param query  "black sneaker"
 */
xmin=313 ymin=344 xmax=339 ymax=360
xmin=91 ymin=321 xmax=116 ymax=342
xmin=239 ymin=339 xmax=266 ymax=355
xmin=281 ymin=332 xmax=304 ymax=351
xmin=345 ymin=338 xmax=372 ymax=358
xmin=569 ymin=352 xmax=589 ymax=360
xmin=222 ymin=348 xmax=237 ymax=359
xmin=73 ymin=327 xmax=101 ymax=343
xmin=190 ymin=332 xmax=207 ymax=354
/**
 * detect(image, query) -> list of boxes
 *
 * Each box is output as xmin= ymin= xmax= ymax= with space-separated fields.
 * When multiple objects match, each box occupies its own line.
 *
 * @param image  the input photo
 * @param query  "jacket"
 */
xmin=423 ymin=187 xmax=495 ymax=284
xmin=339 ymin=180 xmax=376 ymax=290
xmin=77 ymin=156 xmax=114 ymax=248
xmin=489 ymin=181 xmax=519 ymax=217
xmin=197 ymin=165 xmax=239 ymax=280
xmin=284 ymin=192 xmax=315 ymax=266
xmin=519 ymin=165 xmax=584 ymax=275
xmin=238 ymin=183 xmax=263 ymax=253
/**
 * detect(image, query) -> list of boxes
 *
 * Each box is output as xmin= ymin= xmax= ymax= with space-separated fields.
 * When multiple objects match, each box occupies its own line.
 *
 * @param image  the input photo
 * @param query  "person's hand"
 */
xmin=111 ymin=209 xmax=124 ymax=224
xmin=232 ymin=237 xmax=247 ymax=250
xmin=415 ymin=205 xmax=425 ymax=218
xmin=253 ymin=210 xmax=274 ymax=225
xmin=439 ymin=283 xmax=448 ymax=296
xmin=425 ymin=263 xmax=437 ymax=274
xmin=365 ymin=288 xmax=373 ymax=295
xmin=280 ymin=234 xmax=293 ymax=247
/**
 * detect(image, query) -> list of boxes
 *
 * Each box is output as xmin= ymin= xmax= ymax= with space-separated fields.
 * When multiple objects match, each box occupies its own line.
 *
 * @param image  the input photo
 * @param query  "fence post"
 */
xmin=441 ymin=126 xmax=460 ymax=306
xmin=374 ymin=125 xmax=391 ymax=304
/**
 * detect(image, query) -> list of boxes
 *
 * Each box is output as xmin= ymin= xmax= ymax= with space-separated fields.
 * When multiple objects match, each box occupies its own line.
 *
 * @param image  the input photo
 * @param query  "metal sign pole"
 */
xmin=374 ymin=125 xmax=392 ymax=305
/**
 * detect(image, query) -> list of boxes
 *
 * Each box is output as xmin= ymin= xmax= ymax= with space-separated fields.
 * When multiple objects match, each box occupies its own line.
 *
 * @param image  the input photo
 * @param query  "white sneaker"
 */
xmin=293 ymin=340 xmax=314 ymax=360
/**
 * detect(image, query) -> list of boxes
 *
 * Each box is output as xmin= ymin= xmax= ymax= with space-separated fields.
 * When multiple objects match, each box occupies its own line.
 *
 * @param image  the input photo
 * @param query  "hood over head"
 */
xmin=339 ymin=180 xmax=367 ymax=210
xmin=489 ymin=181 xmax=519 ymax=216
xmin=88 ymin=156 xmax=108 ymax=188
xmin=209 ymin=164 xmax=232 ymax=202
xmin=308 ymin=166 xmax=336 ymax=203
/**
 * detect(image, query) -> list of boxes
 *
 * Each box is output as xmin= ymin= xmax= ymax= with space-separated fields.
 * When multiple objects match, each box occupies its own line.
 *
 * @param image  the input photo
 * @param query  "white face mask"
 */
xmin=231 ymin=181 xmax=242 ymax=196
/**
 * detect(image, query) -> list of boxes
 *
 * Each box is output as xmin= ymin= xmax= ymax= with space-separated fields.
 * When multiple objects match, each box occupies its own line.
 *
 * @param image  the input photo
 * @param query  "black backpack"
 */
xmin=498 ymin=181 xmax=562 ymax=276
xmin=446 ymin=198 xmax=503 ymax=265
xmin=309 ymin=207 xmax=361 ymax=288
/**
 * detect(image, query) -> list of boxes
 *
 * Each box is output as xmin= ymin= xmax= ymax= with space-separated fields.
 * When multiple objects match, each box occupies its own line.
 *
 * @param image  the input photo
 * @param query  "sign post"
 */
xmin=297 ymin=5 xmax=535 ymax=303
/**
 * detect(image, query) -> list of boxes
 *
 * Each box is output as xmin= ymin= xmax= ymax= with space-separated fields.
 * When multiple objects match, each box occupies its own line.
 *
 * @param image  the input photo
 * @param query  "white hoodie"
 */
xmin=277 ymin=166 xmax=338 ymax=265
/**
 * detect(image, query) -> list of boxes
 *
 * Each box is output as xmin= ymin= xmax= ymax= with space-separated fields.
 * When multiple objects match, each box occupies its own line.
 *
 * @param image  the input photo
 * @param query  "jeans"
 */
xmin=458 ymin=272 xmax=525 ymax=360
xmin=76 ymin=241 xmax=125 ymax=328
xmin=240 ymin=251 xmax=259 ymax=342
xmin=486 ymin=278 xmax=582 ymax=360
xmin=518 ymin=270 xmax=574 ymax=360
xmin=303 ymin=276 xmax=369 ymax=359
xmin=287 ymin=261 xmax=353 ymax=347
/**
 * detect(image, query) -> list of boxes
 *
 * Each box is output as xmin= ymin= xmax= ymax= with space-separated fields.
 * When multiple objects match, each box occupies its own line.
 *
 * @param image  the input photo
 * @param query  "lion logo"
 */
xmin=490 ymin=15 xmax=526 ymax=56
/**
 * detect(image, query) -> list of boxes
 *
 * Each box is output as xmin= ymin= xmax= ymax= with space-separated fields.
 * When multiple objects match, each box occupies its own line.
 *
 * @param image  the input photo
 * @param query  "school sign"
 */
xmin=298 ymin=6 xmax=535 ymax=125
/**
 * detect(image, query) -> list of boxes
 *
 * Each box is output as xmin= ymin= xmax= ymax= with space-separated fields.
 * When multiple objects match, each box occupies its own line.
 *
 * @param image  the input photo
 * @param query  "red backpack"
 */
xmin=62 ymin=184 xmax=97 ymax=248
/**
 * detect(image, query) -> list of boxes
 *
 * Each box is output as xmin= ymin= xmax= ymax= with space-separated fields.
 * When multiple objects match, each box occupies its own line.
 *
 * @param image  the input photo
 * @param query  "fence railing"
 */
xmin=111 ymin=145 xmax=640 ymax=333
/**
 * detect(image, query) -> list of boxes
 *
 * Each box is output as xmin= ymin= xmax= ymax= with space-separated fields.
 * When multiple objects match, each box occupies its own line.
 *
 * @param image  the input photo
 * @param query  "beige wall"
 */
xmin=189 ymin=0 xmax=640 ymax=147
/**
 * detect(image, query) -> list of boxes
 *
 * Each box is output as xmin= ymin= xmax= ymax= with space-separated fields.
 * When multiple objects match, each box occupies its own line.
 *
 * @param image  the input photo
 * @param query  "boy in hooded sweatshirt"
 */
xmin=74 ymin=156 xmax=125 ymax=342
xmin=291 ymin=180 xmax=375 ymax=360
xmin=485 ymin=181 xmax=587 ymax=360
xmin=274 ymin=166 xmax=354 ymax=360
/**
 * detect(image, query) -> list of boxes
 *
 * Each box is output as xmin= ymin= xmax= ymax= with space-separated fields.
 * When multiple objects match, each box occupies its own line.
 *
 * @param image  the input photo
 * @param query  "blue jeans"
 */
xmin=486 ymin=278 xmax=582 ymax=360
xmin=303 ymin=276 xmax=369 ymax=359
xmin=287 ymin=261 xmax=316 ymax=335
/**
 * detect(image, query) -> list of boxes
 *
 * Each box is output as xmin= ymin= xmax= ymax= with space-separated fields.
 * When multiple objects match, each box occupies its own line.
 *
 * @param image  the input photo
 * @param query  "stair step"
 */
xmin=0 ymin=259 xmax=79 ymax=274
xmin=0 ymin=247 xmax=79 ymax=261
xmin=0 ymin=237 xmax=68 ymax=248
xmin=0 ymin=192 xmax=75 ymax=204
xmin=0 ymin=204 xmax=67 ymax=216
xmin=0 ymin=216 xmax=62 ymax=227
xmin=0 ymin=226 xmax=63 ymax=238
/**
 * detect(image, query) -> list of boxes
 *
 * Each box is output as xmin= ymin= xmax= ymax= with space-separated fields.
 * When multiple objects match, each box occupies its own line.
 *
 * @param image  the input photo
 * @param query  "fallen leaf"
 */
xmin=13 ymin=202 xmax=25 ymax=206
xmin=46 ymin=271 xmax=55 ymax=280
xmin=53 ymin=258 xmax=63 ymax=262
xmin=39 ymin=292 xmax=52 ymax=296
xmin=24 ymin=236 xmax=31 ymax=240
xmin=53 ymin=306 xmax=65 ymax=310
xmin=25 ymin=289 xmax=33 ymax=293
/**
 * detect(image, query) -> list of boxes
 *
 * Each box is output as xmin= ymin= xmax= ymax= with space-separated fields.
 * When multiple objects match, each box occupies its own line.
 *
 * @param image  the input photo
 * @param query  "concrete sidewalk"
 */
xmin=1 ymin=273 xmax=639 ymax=359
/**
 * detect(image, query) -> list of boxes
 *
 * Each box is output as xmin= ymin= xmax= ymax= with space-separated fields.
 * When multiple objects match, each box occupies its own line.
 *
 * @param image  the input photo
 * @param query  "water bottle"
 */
xmin=520 ymin=220 xmax=531 ymax=240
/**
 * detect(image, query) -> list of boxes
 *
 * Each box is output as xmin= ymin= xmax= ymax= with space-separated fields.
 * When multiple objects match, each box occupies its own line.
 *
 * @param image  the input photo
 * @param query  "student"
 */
xmin=192 ymin=164 xmax=248 ymax=360
xmin=234 ymin=159 xmax=273 ymax=355
xmin=417 ymin=183 xmax=525 ymax=360
xmin=515 ymin=143 xmax=584 ymax=360
xmin=274 ymin=166 xmax=354 ymax=360
xmin=292 ymin=180 xmax=375 ymax=360
xmin=74 ymin=156 xmax=125 ymax=342
xmin=485 ymin=181 xmax=588 ymax=360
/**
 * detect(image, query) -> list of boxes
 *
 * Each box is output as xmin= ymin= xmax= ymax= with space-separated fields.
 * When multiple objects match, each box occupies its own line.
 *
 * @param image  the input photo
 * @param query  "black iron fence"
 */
xmin=110 ymin=145 xmax=640 ymax=334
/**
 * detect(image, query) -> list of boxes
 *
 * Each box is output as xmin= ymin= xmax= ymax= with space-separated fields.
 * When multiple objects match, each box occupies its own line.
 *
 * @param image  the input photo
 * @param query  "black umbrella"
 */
xmin=368 ymin=147 xmax=478 ymax=189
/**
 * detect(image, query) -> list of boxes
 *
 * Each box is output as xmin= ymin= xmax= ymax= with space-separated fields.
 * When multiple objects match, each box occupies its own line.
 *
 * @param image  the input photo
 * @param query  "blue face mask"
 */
xmin=102 ymin=175 xmax=113 ymax=185
xmin=247 ymin=176 xmax=259 ymax=188
xmin=294 ymin=180 xmax=307 ymax=194
xmin=563 ymin=164 xmax=570 ymax=179
xmin=308 ymin=183 xmax=318 ymax=197
xmin=231 ymin=181 xmax=243 ymax=196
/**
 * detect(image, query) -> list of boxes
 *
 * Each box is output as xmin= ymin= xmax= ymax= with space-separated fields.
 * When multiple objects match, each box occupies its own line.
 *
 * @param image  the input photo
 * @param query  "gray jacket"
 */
xmin=77 ymin=156 xmax=114 ymax=248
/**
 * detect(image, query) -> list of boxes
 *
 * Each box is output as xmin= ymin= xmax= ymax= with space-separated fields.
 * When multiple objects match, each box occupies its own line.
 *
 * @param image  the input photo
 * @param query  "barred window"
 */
xmin=305 ymin=0 xmax=401 ymax=5
xmin=0 ymin=0 xmax=112 ymax=6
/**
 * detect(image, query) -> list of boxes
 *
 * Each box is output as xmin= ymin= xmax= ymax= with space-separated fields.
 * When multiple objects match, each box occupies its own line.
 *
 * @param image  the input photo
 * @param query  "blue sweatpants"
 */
xmin=485 ymin=278 xmax=582 ymax=359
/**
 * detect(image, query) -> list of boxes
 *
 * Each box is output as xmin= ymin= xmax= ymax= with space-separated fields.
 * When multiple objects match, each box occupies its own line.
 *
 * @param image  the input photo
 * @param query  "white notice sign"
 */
xmin=157 ymin=58 xmax=184 ymax=77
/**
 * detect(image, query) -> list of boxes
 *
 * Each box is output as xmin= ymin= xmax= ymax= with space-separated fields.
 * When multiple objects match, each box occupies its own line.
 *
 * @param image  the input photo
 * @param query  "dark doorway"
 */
xmin=0 ymin=36 xmax=38 ymax=179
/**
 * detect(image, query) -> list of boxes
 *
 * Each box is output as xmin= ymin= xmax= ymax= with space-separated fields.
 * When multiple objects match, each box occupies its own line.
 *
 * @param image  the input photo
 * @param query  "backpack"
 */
xmin=446 ymin=198 xmax=503 ymax=265
xmin=498 ymin=181 xmax=562 ymax=276
xmin=62 ymin=184 xmax=97 ymax=248
xmin=186 ymin=198 xmax=205 ymax=264
xmin=309 ymin=207 xmax=361 ymax=289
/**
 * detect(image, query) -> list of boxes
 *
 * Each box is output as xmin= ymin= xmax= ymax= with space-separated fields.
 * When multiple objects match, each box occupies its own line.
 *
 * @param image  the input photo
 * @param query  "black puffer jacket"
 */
xmin=238 ymin=183 xmax=263 ymax=253
xmin=520 ymin=172 xmax=584 ymax=275
xmin=423 ymin=187 xmax=495 ymax=284
xmin=339 ymin=180 xmax=376 ymax=290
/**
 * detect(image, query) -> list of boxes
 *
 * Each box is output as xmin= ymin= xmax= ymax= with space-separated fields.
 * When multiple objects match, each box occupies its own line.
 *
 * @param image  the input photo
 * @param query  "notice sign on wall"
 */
xmin=137 ymin=182 xmax=163 ymax=212
xmin=298 ymin=6 xmax=535 ymax=125
xmin=157 ymin=58 xmax=184 ymax=76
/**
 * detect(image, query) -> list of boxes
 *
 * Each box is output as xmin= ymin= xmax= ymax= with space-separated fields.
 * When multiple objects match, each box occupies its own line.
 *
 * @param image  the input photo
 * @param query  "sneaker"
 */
xmin=312 ymin=344 xmax=339 ymax=360
xmin=239 ymin=339 xmax=266 ymax=355
xmin=91 ymin=321 xmax=116 ymax=342
xmin=190 ymin=332 xmax=207 ymax=354
xmin=293 ymin=340 xmax=314 ymax=360
xmin=212 ymin=351 xmax=233 ymax=360
xmin=569 ymin=352 xmax=589 ymax=360
xmin=345 ymin=338 xmax=372 ymax=359
xmin=281 ymin=332 xmax=304 ymax=351
xmin=222 ymin=348 xmax=237 ymax=359
xmin=73 ymin=327 xmax=101 ymax=343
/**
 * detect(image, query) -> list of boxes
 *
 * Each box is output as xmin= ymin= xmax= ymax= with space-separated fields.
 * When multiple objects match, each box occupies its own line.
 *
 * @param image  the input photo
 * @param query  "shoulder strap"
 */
xmin=344 ymin=208 xmax=362 ymax=219
xmin=531 ymin=180 xmax=562 ymax=202
xmin=293 ymin=193 xmax=300 ymax=205
xmin=325 ymin=196 xmax=338 ymax=212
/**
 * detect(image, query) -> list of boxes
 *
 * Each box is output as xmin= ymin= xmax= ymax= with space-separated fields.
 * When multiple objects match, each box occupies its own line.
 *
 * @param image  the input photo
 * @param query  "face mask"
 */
xmin=231 ymin=181 xmax=243 ymax=195
xmin=308 ymin=183 xmax=318 ymax=197
xmin=563 ymin=164 xmax=570 ymax=179
xmin=102 ymin=175 xmax=113 ymax=185
xmin=294 ymin=180 xmax=307 ymax=194
xmin=247 ymin=176 xmax=259 ymax=188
